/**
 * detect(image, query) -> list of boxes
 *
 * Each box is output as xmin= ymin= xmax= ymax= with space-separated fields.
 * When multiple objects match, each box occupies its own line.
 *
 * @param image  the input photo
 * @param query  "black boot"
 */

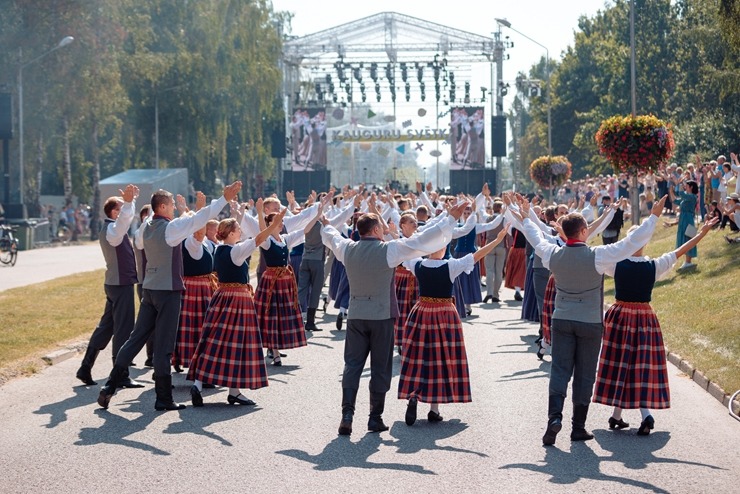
xmin=154 ymin=375 xmax=186 ymax=411
xmin=305 ymin=308 xmax=320 ymax=332
xmin=144 ymin=336 xmax=154 ymax=367
xmin=338 ymin=388 xmax=357 ymax=436
xmin=117 ymin=364 xmax=145 ymax=389
xmin=571 ymin=404 xmax=594 ymax=441
xmin=76 ymin=346 xmax=99 ymax=385
xmin=97 ymin=365 xmax=127 ymax=409
xmin=542 ymin=394 xmax=564 ymax=446
xmin=368 ymin=391 xmax=390 ymax=432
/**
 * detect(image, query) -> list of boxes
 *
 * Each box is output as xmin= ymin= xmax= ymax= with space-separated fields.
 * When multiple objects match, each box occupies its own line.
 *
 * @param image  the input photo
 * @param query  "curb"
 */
xmin=666 ymin=348 xmax=740 ymax=417
xmin=41 ymin=341 xmax=88 ymax=367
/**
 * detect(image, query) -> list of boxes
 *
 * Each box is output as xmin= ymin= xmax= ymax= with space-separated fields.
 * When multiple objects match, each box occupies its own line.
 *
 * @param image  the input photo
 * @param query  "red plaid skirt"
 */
xmin=187 ymin=284 xmax=268 ymax=389
xmin=593 ymin=301 xmax=670 ymax=409
xmin=504 ymin=247 xmax=526 ymax=289
xmin=541 ymin=275 xmax=556 ymax=345
xmin=174 ymin=275 xmax=214 ymax=365
xmin=398 ymin=297 xmax=471 ymax=404
xmin=394 ymin=267 xmax=419 ymax=348
xmin=255 ymin=266 xmax=307 ymax=350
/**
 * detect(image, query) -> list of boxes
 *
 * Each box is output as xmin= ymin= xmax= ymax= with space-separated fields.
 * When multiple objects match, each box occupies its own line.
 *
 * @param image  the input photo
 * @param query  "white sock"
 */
xmin=340 ymin=308 xmax=347 ymax=316
xmin=612 ymin=407 xmax=623 ymax=420
xmin=640 ymin=408 xmax=652 ymax=420
xmin=515 ymin=287 xmax=522 ymax=293
xmin=194 ymin=380 xmax=203 ymax=392
xmin=229 ymin=387 xmax=241 ymax=397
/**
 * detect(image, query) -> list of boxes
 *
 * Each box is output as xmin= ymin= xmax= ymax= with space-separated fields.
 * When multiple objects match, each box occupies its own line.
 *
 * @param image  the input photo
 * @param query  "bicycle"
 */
xmin=0 ymin=224 xmax=19 ymax=266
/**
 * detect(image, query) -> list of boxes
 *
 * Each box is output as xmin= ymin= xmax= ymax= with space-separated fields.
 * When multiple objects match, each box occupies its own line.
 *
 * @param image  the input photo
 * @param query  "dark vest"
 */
xmin=182 ymin=241 xmax=214 ymax=276
xmin=549 ymin=244 xmax=603 ymax=324
xmin=415 ymin=261 xmax=453 ymax=298
xmin=454 ymin=227 xmax=477 ymax=254
xmin=343 ymin=238 xmax=398 ymax=320
xmin=261 ymin=238 xmax=289 ymax=267
xmin=614 ymin=259 xmax=656 ymax=303
xmin=214 ymin=245 xmax=248 ymax=284
xmin=142 ymin=216 xmax=184 ymax=291
xmin=99 ymin=219 xmax=138 ymax=286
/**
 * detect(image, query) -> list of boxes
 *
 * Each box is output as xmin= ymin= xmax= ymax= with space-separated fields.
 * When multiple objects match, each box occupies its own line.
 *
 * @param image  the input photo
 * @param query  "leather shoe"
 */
xmin=338 ymin=412 xmax=353 ymax=436
xmin=227 ymin=394 xmax=256 ymax=406
xmin=368 ymin=416 xmax=389 ymax=432
xmin=118 ymin=378 xmax=145 ymax=389
xmin=492 ymin=297 xmax=500 ymax=303
xmin=97 ymin=386 xmax=115 ymax=409
xmin=514 ymin=292 xmax=523 ymax=301
xmin=272 ymin=357 xmax=282 ymax=367
xmin=608 ymin=417 xmax=629 ymax=430
xmin=336 ymin=313 xmax=344 ymax=330
xmin=76 ymin=368 xmax=97 ymax=386
xmin=304 ymin=321 xmax=318 ymax=331
xmin=542 ymin=418 xmax=562 ymax=446
xmin=427 ymin=410 xmax=443 ymax=422
xmin=483 ymin=295 xmax=493 ymax=303
xmin=190 ymin=385 xmax=203 ymax=407
xmin=173 ymin=363 xmax=183 ymax=373
xmin=405 ymin=397 xmax=418 ymax=426
xmin=637 ymin=415 xmax=655 ymax=436
xmin=571 ymin=428 xmax=595 ymax=441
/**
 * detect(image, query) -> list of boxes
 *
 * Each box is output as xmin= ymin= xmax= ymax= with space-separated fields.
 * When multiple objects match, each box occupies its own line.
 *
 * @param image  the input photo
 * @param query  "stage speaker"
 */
xmin=491 ymin=115 xmax=506 ymax=157
xmin=449 ymin=169 xmax=496 ymax=196
xmin=282 ymin=170 xmax=331 ymax=202
xmin=0 ymin=93 xmax=12 ymax=140
xmin=271 ymin=129 xmax=286 ymax=158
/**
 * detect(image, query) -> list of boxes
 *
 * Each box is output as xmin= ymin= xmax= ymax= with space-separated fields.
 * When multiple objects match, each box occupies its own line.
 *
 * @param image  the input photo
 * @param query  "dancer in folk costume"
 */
xmin=393 ymin=213 xmax=421 ymax=352
xmin=172 ymin=221 xmax=215 ymax=373
xmin=255 ymin=195 xmax=330 ymax=365
xmin=329 ymin=213 xmax=361 ymax=330
xmin=400 ymin=227 xmax=509 ymax=425
xmin=188 ymin=213 xmax=284 ymax=406
xmin=594 ymin=217 xmax=718 ymax=435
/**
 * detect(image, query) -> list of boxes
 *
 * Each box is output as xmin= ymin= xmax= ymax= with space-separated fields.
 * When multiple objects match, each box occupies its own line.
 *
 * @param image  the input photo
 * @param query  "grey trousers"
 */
xmin=532 ymin=267 xmax=550 ymax=314
xmin=114 ymin=289 xmax=182 ymax=378
xmin=342 ymin=318 xmax=395 ymax=394
xmin=298 ymin=258 xmax=324 ymax=311
xmin=549 ymin=318 xmax=603 ymax=407
xmin=484 ymin=246 xmax=507 ymax=299
xmin=88 ymin=284 xmax=135 ymax=360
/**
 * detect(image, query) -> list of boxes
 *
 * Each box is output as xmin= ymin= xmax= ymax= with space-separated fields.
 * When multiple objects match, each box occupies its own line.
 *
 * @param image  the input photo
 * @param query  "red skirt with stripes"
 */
xmin=174 ymin=275 xmax=215 ymax=366
xmin=398 ymin=298 xmax=472 ymax=404
xmin=187 ymin=284 xmax=268 ymax=389
xmin=593 ymin=301 xmax=670 ymax=409
xmin=504 ymin=247 xmax=526 ymax=289
xmin=394 ymin=267 xmax=419 ymax=349
xmin=255 ymin=266 xmax=307 ymax=350
xmin=541 ymin=275 xmax=556 ymax=345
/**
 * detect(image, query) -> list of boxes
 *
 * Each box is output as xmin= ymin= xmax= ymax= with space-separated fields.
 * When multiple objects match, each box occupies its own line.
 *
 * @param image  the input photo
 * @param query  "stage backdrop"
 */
xmin=450 ymin=107 xmax=485 ymax=170
xmin=290 ymin=108 xmax=327 ymax=171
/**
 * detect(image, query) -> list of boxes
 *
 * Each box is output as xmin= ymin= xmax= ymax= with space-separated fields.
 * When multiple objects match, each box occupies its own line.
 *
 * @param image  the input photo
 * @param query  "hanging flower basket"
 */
xmin=595 ymin=114 xmax=675 ymax=173
xmin=529 ymin=155 xmax=572 ymax=189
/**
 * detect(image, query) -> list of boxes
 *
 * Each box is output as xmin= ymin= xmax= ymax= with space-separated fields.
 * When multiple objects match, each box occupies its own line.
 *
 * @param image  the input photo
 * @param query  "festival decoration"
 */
xmin=529 ymin=155 xmax=572 ymax=189
xmin=595 ymin=114 xmax=674 ymax=173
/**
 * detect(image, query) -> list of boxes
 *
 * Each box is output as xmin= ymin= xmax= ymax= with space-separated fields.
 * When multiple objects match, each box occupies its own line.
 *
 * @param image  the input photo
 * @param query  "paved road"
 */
xmin=1 ymin=287 xmax=738 ymax=493
xmin=0 ymin=243 xmax=105 ymax=292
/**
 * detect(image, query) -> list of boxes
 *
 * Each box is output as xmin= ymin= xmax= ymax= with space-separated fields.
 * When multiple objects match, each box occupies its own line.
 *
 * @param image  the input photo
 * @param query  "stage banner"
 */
xmin=290 ymin=108 xmax=327 ymax=171
xmin=450 ymin=107 xmax=485 ymax=170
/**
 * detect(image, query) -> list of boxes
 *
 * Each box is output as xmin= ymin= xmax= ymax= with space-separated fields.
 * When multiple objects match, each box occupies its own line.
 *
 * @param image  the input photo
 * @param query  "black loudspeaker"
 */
xmin=271 ymin=128 xmax=286 ymax=158
xmin=3 ymin=203 xmax=27 ymax=219
xmin=449 ymin=169 xmax=497 ymax=196
xmin=0 ymin=93 xmax=12 ymax=140
xmin=282 ymin=170 xmax=331 ymax=202
xmin=491 ymin=115 xmax=506 ymax=157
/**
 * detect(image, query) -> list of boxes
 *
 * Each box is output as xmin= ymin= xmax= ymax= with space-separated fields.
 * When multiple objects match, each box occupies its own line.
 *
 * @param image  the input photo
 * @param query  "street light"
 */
xmin=154 ymin=84 xmax=186 ymax=169
xmin=495 ymin=18 xmax=552 ymax=159
xmin=18 ymin=36 xmax=74 ymax=205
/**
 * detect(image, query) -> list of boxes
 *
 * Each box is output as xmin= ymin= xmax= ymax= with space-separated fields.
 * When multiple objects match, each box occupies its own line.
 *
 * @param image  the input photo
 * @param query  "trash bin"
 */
xmin=7 ymin=219 xmax=35 ymax=251
xmin=31 ymin=219 xmax=50 ymax=246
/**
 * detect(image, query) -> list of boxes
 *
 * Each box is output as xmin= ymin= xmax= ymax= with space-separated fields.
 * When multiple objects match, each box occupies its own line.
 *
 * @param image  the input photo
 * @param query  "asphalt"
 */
xmin=0 ymin=246 xmax=738 ymax=493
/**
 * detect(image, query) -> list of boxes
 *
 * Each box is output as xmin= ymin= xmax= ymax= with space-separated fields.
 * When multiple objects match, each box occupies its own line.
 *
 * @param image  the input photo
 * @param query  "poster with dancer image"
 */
xmin=290 ymin=108 xmax=327 ymax=171
xmin=450 ymin=107 xmax=485 ymax=170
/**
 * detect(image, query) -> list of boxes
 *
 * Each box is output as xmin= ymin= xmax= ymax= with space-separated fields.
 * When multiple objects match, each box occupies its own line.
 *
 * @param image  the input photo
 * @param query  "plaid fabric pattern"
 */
xmin=187 ymin=285 xmax=268 ymax=389
xmin=398 ymin=298 xmax=471 ymax=404
xmin=255 ymin=266 xmax=307 ymax=349
xmin=394 ymin=267 xmax=419 ymax=348
xmin=173 ymin=275 xmax=214 ymax=366
xmin=504 ymin=247 xmax=526 ymax=289
xmin=541 ymin=275 xmax=556 ymax=345
xmin=594 ymin=301 xmax=670 ymax=409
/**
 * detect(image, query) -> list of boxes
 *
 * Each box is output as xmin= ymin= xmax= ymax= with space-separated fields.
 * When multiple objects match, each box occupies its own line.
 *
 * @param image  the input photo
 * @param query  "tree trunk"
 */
xmin=89 ymin=121 xmax=101 ymax=241
xmin=63 ymin=117 xmax=73 ymax=204
xmin=631 ymin=173 xmax=641 ymax=226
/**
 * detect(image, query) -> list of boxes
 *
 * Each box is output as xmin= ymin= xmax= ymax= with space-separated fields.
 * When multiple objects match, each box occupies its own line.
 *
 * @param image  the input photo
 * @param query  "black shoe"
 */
xmin=465 ymin=308 xmax=472 ymax=317
xmin=571 ymin=428 xmax=595 ymax=441
xmin=483 ymin=295 xmax=493 ymax=303
xmin=97 ymin=385 xmax=115 ymax=409
xmin=173 ymin=363 xmax=183 ymax=373
xmin=144 ymin=357 xmax=153 ymax=367
xmin=190 ymin=385 xmax=203 ymax=407
xmin=202 ymin=383 xmax=216 ymax=389
xmin=305 ymin=321 xmax=318 ymax=332
xmin=322 ymin=296 xmax=329 ymax=313
xmin=118 ymin=378 xmax=146 ymax=389
xmin=514 ymin=292 xmax=523 ymax=301
xmin=542 ymin=418 xmax=562 ymax=446
xmin=492 ymin=297 xmax=500 ymax=303
xmin=427 ymin=410 xmax=443 ymax=422
xmin=536 ymin=349 xmax=545 ymax=360
xmin=608 ymin=417 xmax=630 ymax=430
xmin=368 ymin=416 xmax=390 ymax=432
xmin=637 ymin=415 xmax=655 ymax=436
xmin=272 ymin=357 xmax=282 ymax=367
xmin=336 ymin=313 xmax=344 ymax=330
xmin=227 ymin=394 xmax=256 ymax=406
xmin=405 ymin=398 xmax=418 ymax=426
xmin=338 ymin=412 xmax=353 ymax=436
xmin=76 ymin=367 xmax=97 ymax=386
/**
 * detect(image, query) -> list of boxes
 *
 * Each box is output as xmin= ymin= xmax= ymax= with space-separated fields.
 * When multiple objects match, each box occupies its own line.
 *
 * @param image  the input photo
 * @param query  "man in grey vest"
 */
xmin=97 ymin=182 xmax=240 ymax=411
xmin=321 ymin=201 xmax=467 ymax=435
xmin=483 ymin=201 xmax=508 ymax=303
xmin=76 ymin=184 xmax=142 ymax=387
xmin=515 ymin=195 xmax=666 ymax=445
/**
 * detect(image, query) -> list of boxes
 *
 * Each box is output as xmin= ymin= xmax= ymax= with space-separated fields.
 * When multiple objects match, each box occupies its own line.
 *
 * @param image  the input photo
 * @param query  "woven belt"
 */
xmin=419 ymin=296 xmax=453 ymax=304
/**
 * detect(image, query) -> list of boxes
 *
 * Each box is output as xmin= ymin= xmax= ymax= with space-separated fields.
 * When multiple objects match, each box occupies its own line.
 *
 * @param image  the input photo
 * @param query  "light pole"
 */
xmin=495 ymin=19 xmax=552 ymax=159
xmin=154 ymin=84 xmax=186 ymax=169
xmin=18 ymin=36 xmax=74 ymax=205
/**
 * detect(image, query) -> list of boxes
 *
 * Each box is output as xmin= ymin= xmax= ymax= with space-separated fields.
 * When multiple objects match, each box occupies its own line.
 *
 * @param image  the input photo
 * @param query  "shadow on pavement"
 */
xmin=389 ymin=418 xmax=488 ymax=458
xmin=498 ymin=360 xmax=550 ymax=382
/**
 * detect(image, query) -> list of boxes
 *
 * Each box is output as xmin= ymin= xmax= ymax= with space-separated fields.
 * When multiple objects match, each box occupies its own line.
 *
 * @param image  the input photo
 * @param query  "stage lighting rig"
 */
xmin=416 ymin=64 xmax=424 ymax=83
xmin=385 ymin=63 xmax=394 ymax=83
xmin=375 ymin=82 xmax=381 ymax=102
xmin=400 ymin=62 xmax=408 ymax=82
xmin=360 ymin=82 xmax=367 ymax=102
xmin=464 ymin=82 xmax=470 ymax=104
xmin=480 ymin=87 xmax=487 ymax=102
xmin=435 ymin=82 xmax=441 ymax=102
xmin=370 ymin=62 xmax=379 ymax=82
xmin=420 ymin=81 xmax=426 ymax=102
xmin=335 ymin=57 xmax=347 ymax=83
xmin=499 ymin=81 xmax=510 ymax=97
xmin=405 ymin=82 xmax=411 ymax=102
xmin=353 ymin=66 xmax=362 ymax=83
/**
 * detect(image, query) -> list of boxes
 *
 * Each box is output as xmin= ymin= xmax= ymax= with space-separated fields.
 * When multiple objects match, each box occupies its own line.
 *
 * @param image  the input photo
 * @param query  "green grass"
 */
xmin=602 ymin=223 xmax=740 ymax=394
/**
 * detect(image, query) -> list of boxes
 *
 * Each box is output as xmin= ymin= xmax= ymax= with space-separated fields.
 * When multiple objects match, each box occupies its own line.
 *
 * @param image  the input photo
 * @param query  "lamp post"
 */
xmin=18 ymin=36 xmax=74 ymax=205
xmin=495 ymin=19 xmax=552 ymax=159
xmin=154 ymin=84 xmax=186 ymax=169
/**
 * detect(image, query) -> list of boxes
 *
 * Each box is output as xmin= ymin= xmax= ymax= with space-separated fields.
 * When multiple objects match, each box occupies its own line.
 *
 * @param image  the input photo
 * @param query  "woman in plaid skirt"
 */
xmin=399 ymin=228 xmax=509 ymax=426
xmin=594 ymin=217 xmax=717 ymax=435
xmin=255 ymin=196 xmax=330 ymax=365
xmin=188 ymin=213 xmax=284 ymax=407
xmin=393 ymin=213 xmax=421 ymax=352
